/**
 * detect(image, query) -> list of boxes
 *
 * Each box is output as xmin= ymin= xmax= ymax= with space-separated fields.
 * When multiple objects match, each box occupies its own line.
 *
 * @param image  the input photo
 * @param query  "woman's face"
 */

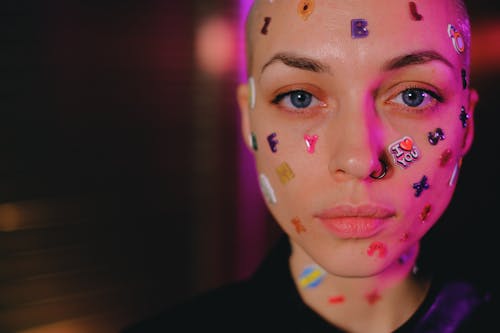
xmin=238 ymin=0 xmax=477 ymax=277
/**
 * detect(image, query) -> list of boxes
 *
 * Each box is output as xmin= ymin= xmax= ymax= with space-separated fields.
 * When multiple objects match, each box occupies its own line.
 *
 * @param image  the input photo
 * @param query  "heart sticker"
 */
xmin=400 ymin=138 xmax=413 ymax=151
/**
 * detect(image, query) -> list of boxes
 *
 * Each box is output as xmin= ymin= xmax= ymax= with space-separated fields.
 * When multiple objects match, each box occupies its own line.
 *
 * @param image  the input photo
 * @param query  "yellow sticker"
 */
xmin=276 ymin=162 xmax=295 ymax=184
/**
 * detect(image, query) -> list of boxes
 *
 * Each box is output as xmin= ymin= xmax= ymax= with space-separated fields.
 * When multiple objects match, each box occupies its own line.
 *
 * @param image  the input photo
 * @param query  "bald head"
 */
xmin=243 ymin=0 xmax=471 ymax=78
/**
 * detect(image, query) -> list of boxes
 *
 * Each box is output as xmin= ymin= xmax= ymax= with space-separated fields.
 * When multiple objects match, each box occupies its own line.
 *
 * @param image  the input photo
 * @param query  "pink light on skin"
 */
xmin=367 ymin=241 xmax=388 ymax=258
xmin=304 ymin=134 xmax=319 ymax=153
xmin=234 ymin=0 xmax=269 ymax=280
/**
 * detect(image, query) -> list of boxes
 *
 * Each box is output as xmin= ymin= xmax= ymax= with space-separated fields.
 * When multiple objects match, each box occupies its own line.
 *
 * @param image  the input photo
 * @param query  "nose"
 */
xmin=327 ymin=103 xmax=383 ymax=181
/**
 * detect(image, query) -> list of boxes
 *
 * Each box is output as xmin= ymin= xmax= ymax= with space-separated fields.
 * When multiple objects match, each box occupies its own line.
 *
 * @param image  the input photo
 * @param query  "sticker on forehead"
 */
xmin=299 ymin=265 xmax=325 ymax=289
xmin=351 ymin=19 xmax=369 ymax=39
xmin=248 ymin=77 xmax=256 ymax=110
xmin=388 ymin=136 xmax=420 ymax=169
xmin=297 ymin=0 xmax=314 ymax=21
xmin=409 ymin=2 xmax=423 ymax=21
xmin=259 ymin=173 xmax=277 ymax=204
xmin=261 ymin=16 xmax=271 ymax=35
xmin=448 ymin=24 xmax=465 ymax=54
xmin=276 ymin=162 xmax=295 ymax=184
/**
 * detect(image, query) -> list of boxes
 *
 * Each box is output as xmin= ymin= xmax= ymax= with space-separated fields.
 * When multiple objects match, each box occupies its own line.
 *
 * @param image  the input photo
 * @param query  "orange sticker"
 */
xmin=292 ymin=217 xmax=306 ymax=234
xmin=298 ymin=0 xmax=314 ymax=20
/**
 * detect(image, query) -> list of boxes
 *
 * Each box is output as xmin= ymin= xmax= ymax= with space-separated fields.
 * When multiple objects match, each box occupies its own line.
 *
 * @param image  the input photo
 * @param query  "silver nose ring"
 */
xmin=370 ymin=159 xmax=388 ymax=180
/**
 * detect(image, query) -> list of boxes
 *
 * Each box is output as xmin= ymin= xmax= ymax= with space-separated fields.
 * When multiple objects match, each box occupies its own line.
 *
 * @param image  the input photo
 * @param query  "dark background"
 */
xmin=1 ymin=1 xmax=499 ymax=332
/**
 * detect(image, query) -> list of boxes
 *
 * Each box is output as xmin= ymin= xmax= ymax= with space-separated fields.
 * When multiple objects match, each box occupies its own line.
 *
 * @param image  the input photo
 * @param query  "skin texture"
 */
xmin=237 ymin=1 xmax=478 ymax=332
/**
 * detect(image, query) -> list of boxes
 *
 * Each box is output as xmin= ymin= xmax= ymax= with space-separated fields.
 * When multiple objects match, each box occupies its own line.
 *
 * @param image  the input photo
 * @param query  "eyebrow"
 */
xmin=261 ymin=52 xmax=331 ymax=74
xmin=261 ymin=50 xmax=453 ymax=75
xmin=383 ymin=50 xmax=454 ymax=71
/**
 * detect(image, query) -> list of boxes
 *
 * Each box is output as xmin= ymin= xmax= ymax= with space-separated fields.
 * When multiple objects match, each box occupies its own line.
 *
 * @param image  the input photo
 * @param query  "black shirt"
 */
xmin=122 ymin=236 xmax=496 ymax=332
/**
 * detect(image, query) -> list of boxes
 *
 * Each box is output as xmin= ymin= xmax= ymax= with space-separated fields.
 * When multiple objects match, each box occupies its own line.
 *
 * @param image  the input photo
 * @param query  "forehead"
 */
xmin=250 ymin=0 xmax=460 ymax=74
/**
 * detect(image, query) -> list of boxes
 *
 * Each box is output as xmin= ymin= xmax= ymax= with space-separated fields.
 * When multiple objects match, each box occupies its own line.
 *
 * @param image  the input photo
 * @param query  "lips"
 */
xmin=314 ymin=204 xmax=396 ymax=239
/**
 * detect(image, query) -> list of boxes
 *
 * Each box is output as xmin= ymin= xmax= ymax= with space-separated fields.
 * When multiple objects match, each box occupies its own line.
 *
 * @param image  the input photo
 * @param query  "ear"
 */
xmin=237 ymin=82 xmax=254 ymax=152
xmin=461 ymin=88 xmax=479 ymax=155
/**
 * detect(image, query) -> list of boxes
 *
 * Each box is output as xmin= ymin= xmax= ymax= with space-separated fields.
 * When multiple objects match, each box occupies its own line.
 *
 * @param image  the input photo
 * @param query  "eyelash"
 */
xmin=271 ymin=89 xmax=326 ymax=114
xmin=269 ymin=86 xmax=444 ymax=116
xmin=386 ymin=86 xmax=444 ymax=114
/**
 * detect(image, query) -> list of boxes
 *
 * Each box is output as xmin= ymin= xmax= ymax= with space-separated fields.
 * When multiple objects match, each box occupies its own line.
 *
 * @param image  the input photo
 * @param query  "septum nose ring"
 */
xmin=370 ymin=159 xmax=388 ymax=180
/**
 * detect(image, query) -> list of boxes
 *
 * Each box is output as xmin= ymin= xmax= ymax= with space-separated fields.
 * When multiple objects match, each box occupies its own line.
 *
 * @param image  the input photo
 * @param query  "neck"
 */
xmin=289 ymin=242 xmax=431 ymax=333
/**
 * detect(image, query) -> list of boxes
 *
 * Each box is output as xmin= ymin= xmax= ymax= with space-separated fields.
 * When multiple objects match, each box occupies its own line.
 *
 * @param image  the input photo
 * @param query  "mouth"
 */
xmin=313 ymin=204 xmax=396 ymax=239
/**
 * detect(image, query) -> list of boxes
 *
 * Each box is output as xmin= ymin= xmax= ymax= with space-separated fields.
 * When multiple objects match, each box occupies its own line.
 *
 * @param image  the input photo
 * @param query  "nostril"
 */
xmin=369 ymin=159 xmax=388 ymax=180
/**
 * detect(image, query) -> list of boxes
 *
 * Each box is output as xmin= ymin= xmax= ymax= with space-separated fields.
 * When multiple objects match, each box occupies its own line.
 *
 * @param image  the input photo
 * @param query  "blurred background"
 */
xmin=1 ymin=1 xmax=499 ymax=332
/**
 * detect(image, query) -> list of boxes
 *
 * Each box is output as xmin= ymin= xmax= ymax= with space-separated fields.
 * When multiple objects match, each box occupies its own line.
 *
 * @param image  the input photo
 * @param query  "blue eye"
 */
xmin=289 ymin=90 xmax=313 ymax=108
xmin=272 ymin=89 xmax=322 ymax=110
xmin=273 ymin=90 xmax=313 ymax=108
xmin=393 ymin=88 xmax=442 ymax=108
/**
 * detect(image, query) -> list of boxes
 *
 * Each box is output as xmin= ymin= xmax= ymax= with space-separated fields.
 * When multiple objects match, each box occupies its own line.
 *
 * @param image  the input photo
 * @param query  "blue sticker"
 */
xmin=299 ymin=265 xmax=325 ymax=288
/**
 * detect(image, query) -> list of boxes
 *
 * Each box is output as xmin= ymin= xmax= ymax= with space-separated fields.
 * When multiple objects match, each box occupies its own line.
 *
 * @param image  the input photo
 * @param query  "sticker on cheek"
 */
xmin=409 ymin=2 xmax=423 ymax=21
xmin=299 ymin=265 xmax=325 ymax=289
xmin=304 ymin=134 xmax=319 ymax=153
xmin=428 ymin=128 xmax=445 ymax=146
xmin=461 ymin=69 xmax=467 ymax=89
xmin=276 ymin=162 xmax=295 ymax=184
xmin=351 ymin=19 xmax=369 ymax=39
xmin=459 ymin=106 xmax=470 ymax=128
xmin=261 ymin=16 xmax=271 ymax=35
xmin=419 ymin=204 xmax=432 ymax=222
xmin=292 ymin=217 xmax=307 ymax=234
xmin=449 ymin=158 xmax=463 ymax=187
xmin=388 ymin=136 xmax=420 ymax=169
xmin=439 ymin=149 xmax=453 ymax=167
xmin=297 ymin=0 xmax=314 ymax=20
xmin=267 ymin=132 xmax=279 ymax=153
xmin=250 ymin=132 xmax=258 ymax=151
xmin=259 ymin=173 xmax=277 ymax=204
xmin=413 ymin=175 xmax=430 ymax=197
xmin=448 ymin=24 xmax=465 ymax=54
xmin=248 ymin=77 xmax=256 ymax=110
xmin=367 ymin=241 xmax=387 ymax=258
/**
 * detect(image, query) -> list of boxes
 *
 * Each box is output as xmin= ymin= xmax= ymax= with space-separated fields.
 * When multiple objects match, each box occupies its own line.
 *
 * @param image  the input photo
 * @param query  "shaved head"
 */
xmin=243 ymin=0 xmax=471 ymax=77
